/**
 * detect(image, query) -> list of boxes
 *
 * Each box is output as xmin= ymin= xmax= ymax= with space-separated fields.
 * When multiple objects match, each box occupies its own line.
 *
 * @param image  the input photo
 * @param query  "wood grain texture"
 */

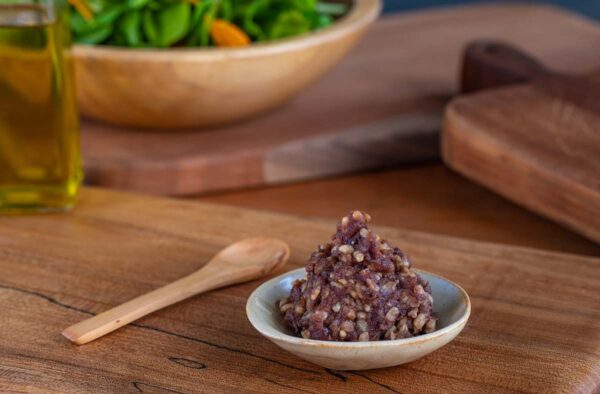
xmin=198 ymin=165 xmax=600 ymax=257
xmin=1 ymin=187 xmax=599 ymax=393
xmin=62 ymin=238 xmax=289 ymax=345
xmin=81 ymin=3 xmax=600 ymax=196
xmin=443 ymin=45 xmax=600 ymax=244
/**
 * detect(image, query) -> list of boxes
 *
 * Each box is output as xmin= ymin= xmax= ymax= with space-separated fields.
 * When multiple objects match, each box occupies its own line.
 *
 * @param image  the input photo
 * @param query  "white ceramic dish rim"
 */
xmin=73 ymin=0 xmax=382 ymax=59
xmin=247 ymin=267 xmax=471 ymax=349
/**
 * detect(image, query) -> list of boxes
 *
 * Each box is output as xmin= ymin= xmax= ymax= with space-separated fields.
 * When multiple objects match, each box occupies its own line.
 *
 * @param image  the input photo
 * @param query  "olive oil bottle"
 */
xmin=0 ymin=2 xmax=81 ymax=212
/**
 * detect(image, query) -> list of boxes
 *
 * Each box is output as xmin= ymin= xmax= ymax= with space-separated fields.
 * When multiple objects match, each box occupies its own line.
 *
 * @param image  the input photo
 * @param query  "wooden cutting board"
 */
xmin=81 ymin=4 xmax=600 ymax=196
xmin=442 ymin=42 xmax=600 ymax=244
xmin=1 ymin=187 xmax=599 ymax=393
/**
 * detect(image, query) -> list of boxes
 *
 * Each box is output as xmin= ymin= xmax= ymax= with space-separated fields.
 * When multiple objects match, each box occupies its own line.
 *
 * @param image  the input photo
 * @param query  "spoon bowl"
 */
xmin=199 ymin=238 xmax=291 ymax=288
xmin=246 ymin=267 xmax=470 ymax=370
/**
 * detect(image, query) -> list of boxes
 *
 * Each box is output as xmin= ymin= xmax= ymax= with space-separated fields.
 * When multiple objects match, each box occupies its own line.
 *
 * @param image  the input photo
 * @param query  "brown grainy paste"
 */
xmin=279 ymin=211 xmax=436 ymax=341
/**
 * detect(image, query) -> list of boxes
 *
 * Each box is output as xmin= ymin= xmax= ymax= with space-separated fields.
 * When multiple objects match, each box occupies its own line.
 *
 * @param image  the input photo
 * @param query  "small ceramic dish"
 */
xmin=246 ymin=267 xmax=470 ymax=370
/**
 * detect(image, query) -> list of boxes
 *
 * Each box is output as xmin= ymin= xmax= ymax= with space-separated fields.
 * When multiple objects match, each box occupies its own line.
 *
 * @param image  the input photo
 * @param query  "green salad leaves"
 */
xmin=69 ymin=0 xmax=348 ymax=48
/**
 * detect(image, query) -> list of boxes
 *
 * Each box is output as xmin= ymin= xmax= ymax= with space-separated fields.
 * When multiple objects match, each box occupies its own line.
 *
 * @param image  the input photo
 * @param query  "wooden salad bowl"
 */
xmin=73 ymin=0 xmax=381 ymax=129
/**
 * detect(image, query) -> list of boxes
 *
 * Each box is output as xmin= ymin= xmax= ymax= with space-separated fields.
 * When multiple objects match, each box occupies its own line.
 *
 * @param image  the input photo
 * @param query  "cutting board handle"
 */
xmin=461 ymin=41 xmax=549 ymax=93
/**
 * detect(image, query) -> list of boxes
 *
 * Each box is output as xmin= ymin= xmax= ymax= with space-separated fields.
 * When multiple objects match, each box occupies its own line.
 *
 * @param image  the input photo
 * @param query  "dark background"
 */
xmin=383 ymin=0 xmax=600 ymax=20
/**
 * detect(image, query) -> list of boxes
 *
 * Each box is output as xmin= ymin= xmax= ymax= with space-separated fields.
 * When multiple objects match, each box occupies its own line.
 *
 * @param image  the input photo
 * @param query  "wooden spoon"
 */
xmin=62 ymin=238 xmax=290 ymax=345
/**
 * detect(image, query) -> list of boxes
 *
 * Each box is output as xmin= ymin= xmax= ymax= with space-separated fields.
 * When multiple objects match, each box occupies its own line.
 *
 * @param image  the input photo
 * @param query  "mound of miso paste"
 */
xmin=279 ymin=211 xmax=436 ymax=341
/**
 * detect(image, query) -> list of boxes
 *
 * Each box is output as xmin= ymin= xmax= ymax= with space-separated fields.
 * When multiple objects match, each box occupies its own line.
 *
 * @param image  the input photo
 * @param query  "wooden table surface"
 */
xmin=1 ymin=188 xmax=599 ymax=393
xmin=198 ymin=163 xmax=600 ymax=257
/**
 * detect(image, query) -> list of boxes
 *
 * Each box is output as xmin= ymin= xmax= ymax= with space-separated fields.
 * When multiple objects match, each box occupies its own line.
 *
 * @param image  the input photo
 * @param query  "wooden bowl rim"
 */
xmin=73 ymin=0 xmax=382 ymax=61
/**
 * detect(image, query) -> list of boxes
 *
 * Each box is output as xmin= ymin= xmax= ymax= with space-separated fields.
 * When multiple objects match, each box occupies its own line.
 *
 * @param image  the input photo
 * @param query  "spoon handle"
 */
xmin=62 ymin=267 xmax=218 ymax=345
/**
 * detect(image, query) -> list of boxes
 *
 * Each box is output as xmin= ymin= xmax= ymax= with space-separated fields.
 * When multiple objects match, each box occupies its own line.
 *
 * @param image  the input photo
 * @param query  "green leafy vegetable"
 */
xmin=119 ymin=11 xmax=142 ymax=46
xmin=142 ymin=9 xmax=159 ymax=44
xmin=268 ymin=10 xmax=312 ymax=40
xmin=155 ymin=2 xmax=191 ymax=47
xmin=69 ymin=0 xmax=348 ymax=48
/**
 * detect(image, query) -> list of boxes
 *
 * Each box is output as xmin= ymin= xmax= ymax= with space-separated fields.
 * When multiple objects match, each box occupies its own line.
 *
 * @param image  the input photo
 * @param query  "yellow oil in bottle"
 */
xmin=0 ymin=4 xmax=81 ymax=213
